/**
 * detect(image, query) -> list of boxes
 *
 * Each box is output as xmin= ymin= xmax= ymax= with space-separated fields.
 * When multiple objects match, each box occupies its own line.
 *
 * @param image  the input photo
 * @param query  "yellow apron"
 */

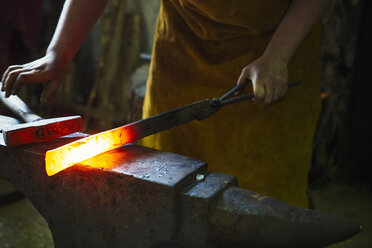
xmin=141 ymin=0 xmax=322 ymax=208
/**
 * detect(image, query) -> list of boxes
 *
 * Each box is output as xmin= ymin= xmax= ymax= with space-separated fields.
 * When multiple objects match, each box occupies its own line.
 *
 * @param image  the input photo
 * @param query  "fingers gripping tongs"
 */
xmin=196 ymin=79 xmax=300 ymax=120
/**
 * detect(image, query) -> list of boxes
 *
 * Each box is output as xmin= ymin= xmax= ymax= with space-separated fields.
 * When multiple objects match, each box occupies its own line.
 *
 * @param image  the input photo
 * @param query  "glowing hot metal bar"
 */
xmin=45 ymin=126 xmax=136 ymax=176
xmin=45 ymin=99 xmax=218 ymax=176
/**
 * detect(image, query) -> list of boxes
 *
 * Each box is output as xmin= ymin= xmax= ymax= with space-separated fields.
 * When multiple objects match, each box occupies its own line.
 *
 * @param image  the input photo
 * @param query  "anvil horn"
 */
xmin=208 ymin=187 xmax=363 ymax=248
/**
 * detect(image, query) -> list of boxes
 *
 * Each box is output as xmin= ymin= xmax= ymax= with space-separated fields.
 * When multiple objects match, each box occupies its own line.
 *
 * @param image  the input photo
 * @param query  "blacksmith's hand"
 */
xmin=237 ymin=54 xmax=288 ymax=104
xmin=1 ymin=51 xmax=68 ymax=103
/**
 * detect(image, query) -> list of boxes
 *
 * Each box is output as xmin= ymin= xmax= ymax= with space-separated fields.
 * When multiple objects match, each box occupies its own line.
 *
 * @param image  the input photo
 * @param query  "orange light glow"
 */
xmin=45 ymin=125 xmax=137 ymax=176
xmin=320 ymin=91 xmax=329 ymax=99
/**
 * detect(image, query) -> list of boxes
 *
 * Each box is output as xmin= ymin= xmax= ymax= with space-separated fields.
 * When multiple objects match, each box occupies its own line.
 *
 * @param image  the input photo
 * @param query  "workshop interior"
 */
xmin=0 ymin=0 xmax=371 ymax=247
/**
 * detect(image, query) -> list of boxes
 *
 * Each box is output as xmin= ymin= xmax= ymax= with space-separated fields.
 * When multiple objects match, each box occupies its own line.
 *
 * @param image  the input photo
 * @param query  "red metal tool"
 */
xmin=0 ymin=90 xmax=83 ymax=147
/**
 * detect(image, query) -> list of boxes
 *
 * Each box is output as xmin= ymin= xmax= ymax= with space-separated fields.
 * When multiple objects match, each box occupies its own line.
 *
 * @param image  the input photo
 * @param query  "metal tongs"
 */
xmin=196 ymin=79 xmax=300 ymax=120
xmin=210 ymin=79 xmax=300 ymax=108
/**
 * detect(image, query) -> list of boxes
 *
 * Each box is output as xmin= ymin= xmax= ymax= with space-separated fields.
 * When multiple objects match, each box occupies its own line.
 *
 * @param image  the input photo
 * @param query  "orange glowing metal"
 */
xmin=45 ymin=99 xmax=216 ymax=176
xmin=45 ymin=126 xmax=136 ymax=176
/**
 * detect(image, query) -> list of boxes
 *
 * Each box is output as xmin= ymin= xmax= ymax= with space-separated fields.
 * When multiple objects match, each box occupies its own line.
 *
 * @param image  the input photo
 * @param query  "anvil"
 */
xmin=0 ymin=121 xmax=362 ymax=248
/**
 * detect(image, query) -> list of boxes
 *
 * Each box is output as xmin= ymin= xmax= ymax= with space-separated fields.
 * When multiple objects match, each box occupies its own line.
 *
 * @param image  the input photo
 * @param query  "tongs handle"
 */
xmin=214 ymin=79 xmax=301 ymax=107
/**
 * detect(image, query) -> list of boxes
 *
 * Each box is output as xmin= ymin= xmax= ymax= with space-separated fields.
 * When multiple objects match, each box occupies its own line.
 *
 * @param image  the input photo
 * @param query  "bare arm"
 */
xmin=238 ymin=0 xmax=331 ymax=103
xmin=1 ymin=0 xmax=109 ymax=102
xmin=47 ymin=0 xmax=109 ymax=65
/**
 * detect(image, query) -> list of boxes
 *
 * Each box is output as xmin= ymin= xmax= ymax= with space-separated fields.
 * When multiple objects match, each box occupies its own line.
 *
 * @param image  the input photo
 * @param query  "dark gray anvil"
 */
xmin=0 ymin=116 xmax=362 ymax=248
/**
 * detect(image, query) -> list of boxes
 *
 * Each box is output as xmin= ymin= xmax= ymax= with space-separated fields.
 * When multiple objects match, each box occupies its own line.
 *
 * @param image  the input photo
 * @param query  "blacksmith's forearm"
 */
xmin=46 ymin=0 xmax=109 ymax=65
xmin=263 ymin=0 xmax=331 ymax=63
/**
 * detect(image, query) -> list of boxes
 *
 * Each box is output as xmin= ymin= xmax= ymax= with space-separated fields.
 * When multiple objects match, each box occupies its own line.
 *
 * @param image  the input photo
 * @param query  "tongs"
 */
xmin=210 ymin=79 xmax=300 ymax=109
xmin=195 ymin=79 xmax=300 ymax=120
xmin=113 ymin=79 xmax=301 ymax=136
